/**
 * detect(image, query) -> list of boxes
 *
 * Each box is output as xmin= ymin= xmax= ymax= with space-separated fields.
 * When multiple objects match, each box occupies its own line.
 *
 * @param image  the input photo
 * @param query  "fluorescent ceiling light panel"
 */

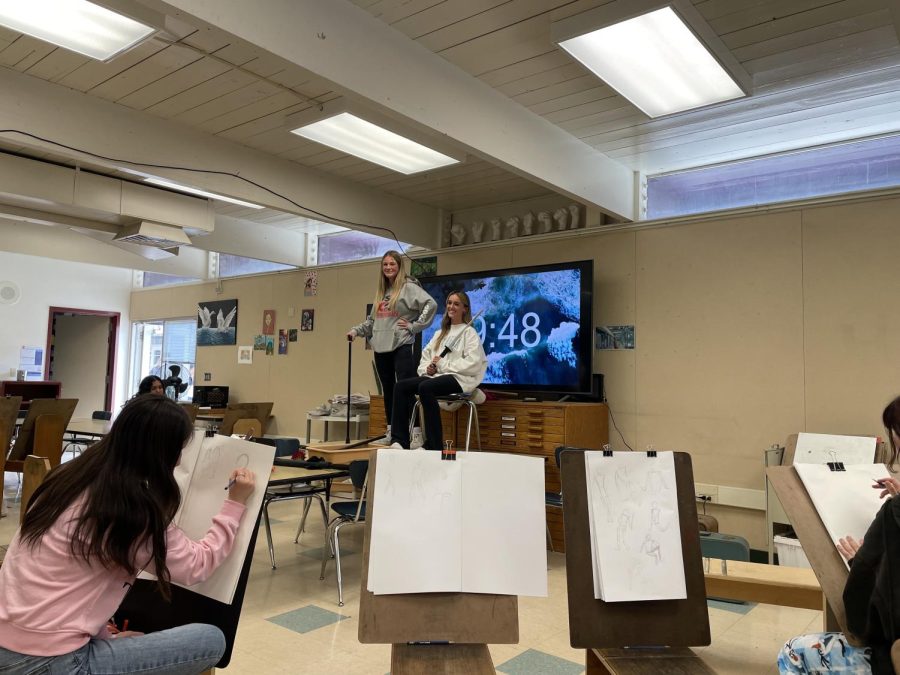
xmin=290 ymin=112 xmax=459 ymax=174
xmin=143 ymin=177 xmax=264 ymax=210
xmin=558 ymin=6 xmax=744 ymax=118
xmin=0 ymin=0 xmax=156 ymax=61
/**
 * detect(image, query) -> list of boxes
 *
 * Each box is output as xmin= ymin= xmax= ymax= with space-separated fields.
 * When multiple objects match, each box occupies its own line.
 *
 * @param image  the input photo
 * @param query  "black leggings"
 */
xmin=390 ymin=375 xmax=462 ymax=450
xmin=373 ymin=345 xmax=416 ymax=423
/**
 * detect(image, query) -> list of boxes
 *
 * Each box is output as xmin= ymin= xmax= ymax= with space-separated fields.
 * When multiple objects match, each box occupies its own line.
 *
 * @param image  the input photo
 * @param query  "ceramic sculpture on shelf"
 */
xmin=450 ymin=222 xmax=467 ymax=246
xmin=522 ymin=211 xmax=535 ymax=235
xmin=504 ymin=216 xmax=520 ymax=239
xmin=490 ymin=218 xmax=502 ymax=241
xmin=568 ymin=203 xmax=581 ymax=229
xmin=537 ymin=211 xmax=552 ymax=234
xmin=553 ymin=207 xmax=569 ymax=231
xmin=471 ymin=220 xmax=485 ymax=243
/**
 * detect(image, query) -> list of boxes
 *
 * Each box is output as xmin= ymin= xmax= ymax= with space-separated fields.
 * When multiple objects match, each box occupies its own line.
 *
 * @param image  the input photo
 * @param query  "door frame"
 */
xmin=46 ymin=307 xmax=120 ymax=412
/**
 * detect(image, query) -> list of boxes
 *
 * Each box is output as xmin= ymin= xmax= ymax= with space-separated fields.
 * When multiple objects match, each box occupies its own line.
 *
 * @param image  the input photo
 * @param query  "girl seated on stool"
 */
xmin=390 ymin=290 xmax=487 ymax=451
xmin=778 ymin=395 xmax=900 ymax=675
xmin=0 ymin=395 xmax=256 ymax=675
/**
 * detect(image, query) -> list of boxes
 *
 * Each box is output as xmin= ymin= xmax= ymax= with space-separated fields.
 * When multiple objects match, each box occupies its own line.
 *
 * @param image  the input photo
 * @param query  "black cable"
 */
xmin=602 ymin=379 xmax=634 ymax=451
xmin=0 ymin=128 xmax=413 ymax=258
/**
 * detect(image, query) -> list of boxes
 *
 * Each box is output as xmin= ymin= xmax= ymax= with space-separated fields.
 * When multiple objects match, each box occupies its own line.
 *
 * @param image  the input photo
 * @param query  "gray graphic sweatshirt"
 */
xmin=350 ymin=278 xmax=437 ymax=353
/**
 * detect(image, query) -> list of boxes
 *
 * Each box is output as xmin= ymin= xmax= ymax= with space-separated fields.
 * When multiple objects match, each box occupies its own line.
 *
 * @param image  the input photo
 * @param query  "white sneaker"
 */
xmin=389 ymin=442 xmax=406 ymax=449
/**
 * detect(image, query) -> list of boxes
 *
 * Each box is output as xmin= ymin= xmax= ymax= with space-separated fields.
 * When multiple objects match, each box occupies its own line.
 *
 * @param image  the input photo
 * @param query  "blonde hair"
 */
xmin=371 ymin=250 xmax=408 ymax=316
xmin=436 ymin=291 xmax=472 ymax=350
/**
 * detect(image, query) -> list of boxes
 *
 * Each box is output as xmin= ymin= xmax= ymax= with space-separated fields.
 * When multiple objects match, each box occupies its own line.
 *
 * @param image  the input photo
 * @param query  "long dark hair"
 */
xmin=435 ymin=291 xmax=473 ymax=351
xmin=883 ymin=396 xmax=900 ymax=468
xmin=21 ymin=395 xmax=193 ymax=599
xmin=137 ymin=375 xmax=163 ymax=395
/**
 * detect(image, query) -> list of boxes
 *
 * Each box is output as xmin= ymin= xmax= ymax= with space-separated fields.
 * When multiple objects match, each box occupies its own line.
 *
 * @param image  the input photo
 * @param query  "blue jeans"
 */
xmin=0 ymin=623 xmax=224 ymax=674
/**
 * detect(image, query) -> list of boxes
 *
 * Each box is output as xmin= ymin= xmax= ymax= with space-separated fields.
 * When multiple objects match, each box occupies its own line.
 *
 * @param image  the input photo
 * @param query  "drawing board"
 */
xmin=140 ymin=434 xmax=274 ymax=604
xmin=794 ymin=463 xmax=887 ymax=569
xmin=367 ymin=449 xmax=547 ymax=597
xmin=584 ymin=451 xmax=685 ymax=602
xmin=793 ymin=433 xmax=877 ymax=465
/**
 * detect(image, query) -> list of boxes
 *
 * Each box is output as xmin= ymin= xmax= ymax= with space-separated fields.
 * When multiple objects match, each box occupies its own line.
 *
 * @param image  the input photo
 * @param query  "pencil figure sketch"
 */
xmin=584 ymin=451 xmax=687 ymax=602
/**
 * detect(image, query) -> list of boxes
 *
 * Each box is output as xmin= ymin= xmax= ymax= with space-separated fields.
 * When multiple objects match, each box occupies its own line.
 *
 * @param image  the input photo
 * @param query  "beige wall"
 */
xmin=53 ymin=315 xmax=111 ymax=418
xmin=131 ymin=193 xmax=900 ymax=548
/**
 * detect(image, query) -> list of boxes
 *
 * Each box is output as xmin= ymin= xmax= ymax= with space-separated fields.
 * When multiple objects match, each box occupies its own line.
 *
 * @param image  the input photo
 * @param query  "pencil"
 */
xmin=225 ymin=478 xmax=236 ymax=491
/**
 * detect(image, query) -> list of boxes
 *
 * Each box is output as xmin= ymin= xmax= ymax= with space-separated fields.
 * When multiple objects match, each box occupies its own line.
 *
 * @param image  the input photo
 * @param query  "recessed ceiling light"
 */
xmin=0 ymin=0 xmax=156 ymax=61
xmin=290 ymin=112 xmax=460 ymax=175
xmin=558 ymin=6 xmax=745 ymax=118
xmin=143 ymin=178 xmax=264 ymax=210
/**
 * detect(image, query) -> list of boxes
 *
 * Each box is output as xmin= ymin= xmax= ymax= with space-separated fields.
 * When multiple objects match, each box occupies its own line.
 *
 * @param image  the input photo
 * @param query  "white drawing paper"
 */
xmin=140 ymin=434 xmax=274 ymax=604
xmin=367 ymin=449 xmax=547 ymax=597
xmin=794 ymin=433 xmax=877 ymax=466
xmin=795 ymin=463 xmax=887 ymax=570
xmin=584 ymin=451 xmax=686 ymax=602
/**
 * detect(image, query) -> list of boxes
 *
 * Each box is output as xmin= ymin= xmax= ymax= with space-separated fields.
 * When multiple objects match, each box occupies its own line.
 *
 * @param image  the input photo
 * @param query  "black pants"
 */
xmin=391 ymin=375 xmax=462 ymax=450
xmin=373 ymin=345 xmax=416 ymax=423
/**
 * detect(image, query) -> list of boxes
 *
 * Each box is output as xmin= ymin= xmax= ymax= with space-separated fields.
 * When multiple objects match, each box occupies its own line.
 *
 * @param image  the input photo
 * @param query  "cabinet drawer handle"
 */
xmin=501 ymin=424 xmax=515 ymax=429
xmin=501 ymin=416 xmax=516 ymax=421
xmin=501 ymin=432 xmax=515 ymax=437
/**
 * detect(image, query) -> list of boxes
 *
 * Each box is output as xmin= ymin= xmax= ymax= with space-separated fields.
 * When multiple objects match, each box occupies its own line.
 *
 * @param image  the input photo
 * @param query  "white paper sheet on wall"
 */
xmin=794 ymin=433 xmax=877 ymax=465
xmin=140 ymin=434 xmax=274 ymax=604
xmin=795 ymin=462 xmax=887 ymax=570
xmin=584 ymin=451 xmax=686 ymax=602
xmin=367 ymin=449 xmax=547 ymax=597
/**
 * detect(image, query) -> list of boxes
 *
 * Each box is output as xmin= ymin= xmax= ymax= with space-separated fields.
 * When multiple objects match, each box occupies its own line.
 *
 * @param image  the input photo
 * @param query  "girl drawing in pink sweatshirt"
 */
xmin=0 ymin=395 xmax=255 ymax=674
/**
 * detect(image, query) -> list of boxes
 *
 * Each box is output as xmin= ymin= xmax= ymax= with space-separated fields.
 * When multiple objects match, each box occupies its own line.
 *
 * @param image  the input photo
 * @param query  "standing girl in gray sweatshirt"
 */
xmin=347 ymin=250 xmax=436 ymax=432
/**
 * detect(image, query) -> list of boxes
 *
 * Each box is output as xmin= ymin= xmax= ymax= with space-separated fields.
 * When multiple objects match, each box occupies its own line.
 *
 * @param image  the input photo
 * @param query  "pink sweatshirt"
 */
xmin=0 ymin=499 xmax=246 ymax=656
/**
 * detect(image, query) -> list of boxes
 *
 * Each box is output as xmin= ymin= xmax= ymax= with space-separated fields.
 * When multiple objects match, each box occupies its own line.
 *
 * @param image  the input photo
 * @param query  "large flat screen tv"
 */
xmin=418 ymin=260 xmax=593 ymax=394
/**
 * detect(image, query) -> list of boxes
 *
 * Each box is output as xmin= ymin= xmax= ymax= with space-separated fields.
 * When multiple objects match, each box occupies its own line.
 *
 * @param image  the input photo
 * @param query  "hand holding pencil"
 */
xmin=225 ymin=468 xmax=256 ymax=504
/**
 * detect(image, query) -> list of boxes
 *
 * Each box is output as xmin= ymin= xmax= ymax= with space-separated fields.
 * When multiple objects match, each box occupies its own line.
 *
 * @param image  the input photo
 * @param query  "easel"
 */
xmin=357 ymin=451 xmax=518 ymax=673
xmin=114 ymin=508 xmax=264 ymax=669
xmin=767 ymin=466 xmax=850 ymax=633
xmin=559 ymin=450 xmax=712 ymax=674
xmin=6 ymin=398 xmax=78 ymax=472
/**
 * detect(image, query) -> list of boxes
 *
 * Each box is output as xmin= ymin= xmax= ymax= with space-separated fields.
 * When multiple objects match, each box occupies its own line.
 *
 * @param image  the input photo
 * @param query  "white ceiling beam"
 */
xmin=194 ymin=215 xmax=309 ymax=266
xmin=0 ymin=67 xmax=440 ymax=247
xmin=155 ymin=0 xmax=636 ymax=221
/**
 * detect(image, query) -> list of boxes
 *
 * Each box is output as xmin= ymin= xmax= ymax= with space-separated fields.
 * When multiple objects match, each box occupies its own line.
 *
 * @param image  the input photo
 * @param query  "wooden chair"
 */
xmin=20 ymin=455 xmax=52 ymax=525
xmin=232 ymin=418 xmax=260 ymax=438
xmin=218 ymin=402 xmax=273 ymax=436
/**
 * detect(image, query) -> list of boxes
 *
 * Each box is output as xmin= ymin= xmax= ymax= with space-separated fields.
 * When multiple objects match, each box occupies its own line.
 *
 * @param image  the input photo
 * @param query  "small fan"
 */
xmin=162 ymin=365 xmax=189 ymax=401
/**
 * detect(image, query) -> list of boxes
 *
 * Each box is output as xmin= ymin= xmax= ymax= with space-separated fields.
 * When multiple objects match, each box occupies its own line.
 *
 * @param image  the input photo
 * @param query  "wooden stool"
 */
xmin=391 ymin=643 xmax=494 ymax=675
xmin=587 ymin=647 xmax=714 ymax=674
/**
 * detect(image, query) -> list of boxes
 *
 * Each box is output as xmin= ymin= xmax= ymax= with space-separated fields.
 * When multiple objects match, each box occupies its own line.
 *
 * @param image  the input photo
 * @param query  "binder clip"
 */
xmin=205 ymin=426 xmax=216 ymax=438
xmin=826 ymin=450 xmax=845 ymax=472
xmin=646 ymin=445 xmax=657 ymax=458
xmin=602 ymin=443 xmax=613 ymax=457
xmin=442 ymin=440 xmax=456 ymax=461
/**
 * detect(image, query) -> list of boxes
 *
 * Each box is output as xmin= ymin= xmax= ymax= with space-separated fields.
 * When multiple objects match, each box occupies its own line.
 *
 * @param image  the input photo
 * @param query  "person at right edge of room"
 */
xmin=346 ymin=250 xmax=436 ymax=440
xmin=777 ymin=395 xmax=900 ymax=675
xmin=0 ymin=395 xmax=256 ymax=675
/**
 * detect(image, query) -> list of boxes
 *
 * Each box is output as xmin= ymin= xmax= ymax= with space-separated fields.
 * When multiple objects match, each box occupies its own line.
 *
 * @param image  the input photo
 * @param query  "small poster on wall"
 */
xmin=304 ymin=271 xmax=318 ymax=296
xmin=595 ymin=325 xmax=635 ymax=350
xmin=197 ymin=299 xmax=238 ymax=347
xmin=411 ymin=256 xmax=437 ymax=279
xmin=288 ymin=329 xmax=298 ymax=342
xmin=301 ymin=309 xmax=314 ymax=331
xmin=262 ymin=309 xmax=276 ymax=335
xmin=253 ymin=335 xmax=266 ymax=351
xmin=265 ymin=337 xmax=274 ymax=355
xmin=237 ymin=346 xmax=253 ymax=365
xmin=278 ymin=329 xmax=288 ymax=355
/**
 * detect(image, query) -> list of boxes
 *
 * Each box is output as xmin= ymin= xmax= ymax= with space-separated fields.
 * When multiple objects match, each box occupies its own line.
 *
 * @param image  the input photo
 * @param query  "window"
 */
xmin=646 ymin=134 xmax=900 ymax=220
xmin=218 ymin=253 xmax=295 ymax=278
xmin=317 ymin=230 xmax=412 ymax=265
xmin=130 ymin=319 xmax=196 ymax=401
xmin=140 ymin=271 xmax=200 ymax=287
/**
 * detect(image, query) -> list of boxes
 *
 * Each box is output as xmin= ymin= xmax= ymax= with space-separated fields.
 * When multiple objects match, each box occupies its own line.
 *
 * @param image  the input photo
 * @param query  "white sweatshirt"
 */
xmin=418 ymin=324 xmax=487 ymax=393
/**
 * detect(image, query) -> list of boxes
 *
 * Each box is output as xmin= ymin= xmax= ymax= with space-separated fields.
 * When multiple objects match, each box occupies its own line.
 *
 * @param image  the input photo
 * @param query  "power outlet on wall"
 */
xmin=204 ymin=372 xmax=211 ymax=381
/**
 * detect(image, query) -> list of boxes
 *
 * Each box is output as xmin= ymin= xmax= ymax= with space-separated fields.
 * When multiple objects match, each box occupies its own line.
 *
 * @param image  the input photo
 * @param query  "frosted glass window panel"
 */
xmin=795 ymin=463 xmax=887 ymax=570
xmin=584 ymin=451 xmax=686 ymax=602
xmin=142 ymin=272 xmax=199 ymax=287
xmin=218 ymin=254 xmax=294 ymax=278
xmin=317 ymin=230 xmax=412 ymax=266
xmin=647 ymin=135 xmax=900 ymax=219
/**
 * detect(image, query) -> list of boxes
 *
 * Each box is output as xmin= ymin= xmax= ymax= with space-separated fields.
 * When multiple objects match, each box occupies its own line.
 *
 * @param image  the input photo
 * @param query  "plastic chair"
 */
xmin=409 ymin=388 xmax=485 ymax=452
xmin=319 ymin=459 xmax=369 ymax=606
xmin=252 ymin=437 xmax=328 ymax=569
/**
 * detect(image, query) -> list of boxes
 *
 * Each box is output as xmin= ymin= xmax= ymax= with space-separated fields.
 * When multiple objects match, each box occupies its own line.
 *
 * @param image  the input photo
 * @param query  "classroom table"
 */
xmin=305 ymin=413 xmax=369 ymax=444
xmin=66 ymin=418 xmax=113 ymax=438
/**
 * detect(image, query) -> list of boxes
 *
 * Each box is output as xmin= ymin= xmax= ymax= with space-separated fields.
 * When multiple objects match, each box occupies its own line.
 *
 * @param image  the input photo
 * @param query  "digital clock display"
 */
xmin=420 ymin=266 xmax=586 ymax=388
